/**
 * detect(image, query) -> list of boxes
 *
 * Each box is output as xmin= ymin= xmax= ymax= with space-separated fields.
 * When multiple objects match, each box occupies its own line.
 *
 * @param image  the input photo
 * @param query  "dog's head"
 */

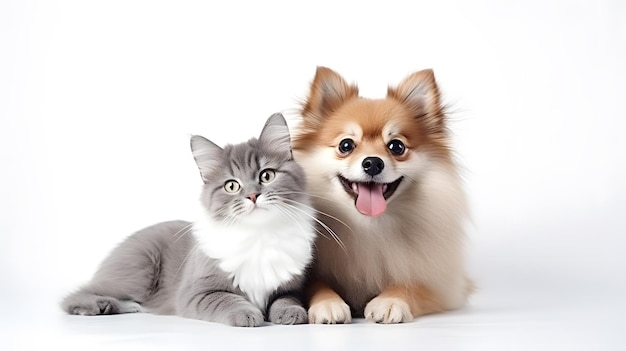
xmin=293 ymin=67 xmax=452 ymax=217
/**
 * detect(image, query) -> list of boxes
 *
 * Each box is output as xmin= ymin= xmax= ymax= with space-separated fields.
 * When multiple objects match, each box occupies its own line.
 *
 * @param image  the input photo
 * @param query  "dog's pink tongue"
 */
xmin=356 ymin=183 xmax=386 ymax=217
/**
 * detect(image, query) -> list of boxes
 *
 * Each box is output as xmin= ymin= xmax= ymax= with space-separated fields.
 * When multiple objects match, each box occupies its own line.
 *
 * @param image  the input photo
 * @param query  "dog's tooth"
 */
xmin=352 ymin=183 xmax=358 ymax=194
xmin=383 ymin=184 xmax=388 ymax=192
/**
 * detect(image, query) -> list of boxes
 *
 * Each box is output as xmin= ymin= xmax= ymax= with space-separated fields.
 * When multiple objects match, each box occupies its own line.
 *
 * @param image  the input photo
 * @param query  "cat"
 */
xmin=61 ymin=113 xmax=317 ymax=327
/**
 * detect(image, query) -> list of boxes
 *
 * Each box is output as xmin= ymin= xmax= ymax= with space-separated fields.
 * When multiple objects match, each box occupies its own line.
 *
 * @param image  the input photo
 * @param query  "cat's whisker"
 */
xmin=285 ymin=206 xmax=346 ymax=253
xmin=211 ymin=203 xmax=245 ymax=228
xmin=279 ymin=197 xmax=353 ymax=234
xmin=271 ymin=191 xmax=345 ymax=206
xmin=276 ymin=197 xmax=348 ymax=250
xmin=172 ymin=223 xmax=195 ymax=243
xmin=174 ymin=241 xmax=203 ymax=278
xmin=271 ymin=204 xmax=309 ymax=239
xmin=279 ymin=205 xmax=341 ymax=250
xmin=202 ymin=208 xmax=233 ymax=226
xmin=280 ymin=202 xmax=347 ymax=252
xmin=272 ymin=202 xmax=321 ymax=237
xmin=226 ymin=202 xmax=250 ymax=225
xmin=272 ymin=190 xmax=356 ymax=214
xmin=220 ymin=212 xmax=239 ymax=228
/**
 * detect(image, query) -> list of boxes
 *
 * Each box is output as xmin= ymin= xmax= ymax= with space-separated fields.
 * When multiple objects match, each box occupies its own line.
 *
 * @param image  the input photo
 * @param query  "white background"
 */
xmin=1 ymin=0 xmax=625 ymax=350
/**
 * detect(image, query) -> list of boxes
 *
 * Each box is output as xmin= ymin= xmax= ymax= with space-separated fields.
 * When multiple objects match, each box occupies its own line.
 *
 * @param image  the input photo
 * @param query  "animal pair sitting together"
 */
xmin=62 ymin=67 xmax=473 ymax=326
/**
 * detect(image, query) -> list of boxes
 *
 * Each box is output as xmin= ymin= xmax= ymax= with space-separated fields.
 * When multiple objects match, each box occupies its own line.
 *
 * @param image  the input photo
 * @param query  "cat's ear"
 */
xmin=190 ymin=135 xmax=223 ymax=183
xmin=259 ymin=113 xmax=293 ymax=159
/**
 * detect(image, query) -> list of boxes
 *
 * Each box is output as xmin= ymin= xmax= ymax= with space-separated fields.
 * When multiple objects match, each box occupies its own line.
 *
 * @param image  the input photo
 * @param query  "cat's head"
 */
xmin=190 ymin=113 xmax=309 ymax=224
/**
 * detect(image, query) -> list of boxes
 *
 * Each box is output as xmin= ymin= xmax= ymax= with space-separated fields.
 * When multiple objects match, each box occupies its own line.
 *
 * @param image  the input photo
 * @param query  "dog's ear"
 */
xmin=301 ymin=66 xmax=359 ymax=122
xmin=387 ymin=69 xmax=446 ymax=135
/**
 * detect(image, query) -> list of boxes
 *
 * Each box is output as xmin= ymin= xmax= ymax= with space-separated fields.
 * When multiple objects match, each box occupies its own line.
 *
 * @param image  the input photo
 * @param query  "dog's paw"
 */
xmin=308 ymin=299 xmax=352 ymax=324
xmin=364 ymin=296 xmax=413 ymax=324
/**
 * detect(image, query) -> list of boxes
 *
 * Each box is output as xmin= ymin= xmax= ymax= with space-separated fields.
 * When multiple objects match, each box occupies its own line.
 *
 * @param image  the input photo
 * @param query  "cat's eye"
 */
xmin=387 ymin=139 xmax=406 ymax=156
xmin=224 ymin=180 xmax=241 ymax=193
xmin=338 ymin=138 xmax=356 ymax=155
xmin=260 ymin=169 xmax=276 ymax=184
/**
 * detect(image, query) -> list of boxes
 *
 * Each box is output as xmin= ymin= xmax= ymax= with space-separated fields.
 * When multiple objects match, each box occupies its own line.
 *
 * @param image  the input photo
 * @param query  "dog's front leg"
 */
xmin=364 ymin=284 xmax=444 ymax=324
xmin=307 ymin=280 xmax=352 ymax=324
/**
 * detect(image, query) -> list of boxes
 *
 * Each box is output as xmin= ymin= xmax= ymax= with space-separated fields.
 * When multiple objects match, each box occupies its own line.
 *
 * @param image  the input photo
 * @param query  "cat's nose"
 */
xmin=247 ymin=193 xmax=261 ymax=203
xmin=362 ymin=156 xmax=384 ymax=176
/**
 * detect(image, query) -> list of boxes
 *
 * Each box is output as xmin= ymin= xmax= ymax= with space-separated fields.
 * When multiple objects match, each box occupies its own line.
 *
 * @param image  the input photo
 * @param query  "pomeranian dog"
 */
xmin=292 ymin=67 xmax=472 ymax=324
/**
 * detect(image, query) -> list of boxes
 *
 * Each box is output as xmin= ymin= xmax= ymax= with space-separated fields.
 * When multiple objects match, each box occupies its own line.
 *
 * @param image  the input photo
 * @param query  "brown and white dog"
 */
xmin=292 ymin=67 xmax=472 ymax=323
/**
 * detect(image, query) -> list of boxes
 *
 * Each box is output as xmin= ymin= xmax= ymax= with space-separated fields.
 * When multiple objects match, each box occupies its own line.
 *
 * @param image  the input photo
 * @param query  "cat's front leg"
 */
xmin=177 ymin=288 xmax=264 ymax=327
xmin=268 ymin=295 xmax=307 ymax=325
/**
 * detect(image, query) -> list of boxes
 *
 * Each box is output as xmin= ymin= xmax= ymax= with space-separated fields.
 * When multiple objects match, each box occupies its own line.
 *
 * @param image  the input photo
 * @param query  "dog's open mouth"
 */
xmin=338 ymin=175 xmax=403 ymax=217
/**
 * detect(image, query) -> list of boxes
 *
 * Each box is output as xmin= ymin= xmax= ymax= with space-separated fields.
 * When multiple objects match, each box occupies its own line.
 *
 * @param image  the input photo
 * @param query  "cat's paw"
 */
xmin=228 ymin=306 xmax=264 ymax=327
xmin=64 ymin=295 xmax=140 ymax=316
xmin=308 ymin=299 xmax=351 ymax=324
xmin=117 ymin=300 xmax=143 ymax=313
xmin=64 ymin=295 xmax=120 ymax=316
xmin=364 ymin=296 xmax=413 ymax=324
xmin=68 ymin=300 xmax=110 ymax=316
xmin=269 ymin=304 xmax=307 ymax=325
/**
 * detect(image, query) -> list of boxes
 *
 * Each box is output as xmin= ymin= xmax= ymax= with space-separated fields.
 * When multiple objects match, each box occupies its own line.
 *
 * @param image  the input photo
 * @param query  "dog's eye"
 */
xmin=338 ymin=138 xmax=356 ymax=154
xmin=387 ymin=139 xmax=406 ymax=156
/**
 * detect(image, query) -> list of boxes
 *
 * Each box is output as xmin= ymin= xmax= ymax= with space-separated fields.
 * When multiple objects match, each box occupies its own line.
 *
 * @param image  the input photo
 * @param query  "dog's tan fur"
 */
xmin=293 ymin=67 xmax=472 ymax=323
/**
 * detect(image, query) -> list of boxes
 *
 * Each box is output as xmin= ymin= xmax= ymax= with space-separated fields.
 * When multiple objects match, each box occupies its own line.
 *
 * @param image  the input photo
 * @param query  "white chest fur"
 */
xmin=192 ymin=208 xmax=315 ymax=310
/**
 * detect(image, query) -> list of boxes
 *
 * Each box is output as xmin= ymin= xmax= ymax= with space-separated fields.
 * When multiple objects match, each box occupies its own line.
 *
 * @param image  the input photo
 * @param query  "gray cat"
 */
xmin=61 ymin=113 xmax=317 ymax=327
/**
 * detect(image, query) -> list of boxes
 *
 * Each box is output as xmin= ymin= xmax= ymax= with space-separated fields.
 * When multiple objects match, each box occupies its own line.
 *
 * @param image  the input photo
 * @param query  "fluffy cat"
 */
xmin=61 ymin=113 xmax=317 ymax=327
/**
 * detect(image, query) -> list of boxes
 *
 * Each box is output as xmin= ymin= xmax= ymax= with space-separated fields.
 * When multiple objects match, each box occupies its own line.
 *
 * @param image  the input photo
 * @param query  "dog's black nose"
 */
xmin=362 ymin=157 xmax=384 ymax=176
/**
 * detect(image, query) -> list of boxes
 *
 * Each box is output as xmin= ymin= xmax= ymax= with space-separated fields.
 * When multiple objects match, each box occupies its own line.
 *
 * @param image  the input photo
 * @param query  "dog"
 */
xmin=291 ymin=67 xmax=472 ymax=324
